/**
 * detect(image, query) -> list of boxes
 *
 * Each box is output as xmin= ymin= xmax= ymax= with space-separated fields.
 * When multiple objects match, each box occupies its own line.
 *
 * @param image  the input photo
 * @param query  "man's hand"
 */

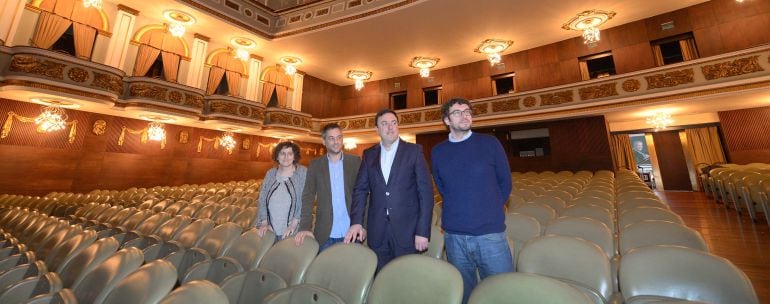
xmin=415 ymin=235 xmax=429 ymax=252
xmin=344 ymin=224 xmax=366 ymax=243
xmin=294 ymin=230 xmax=314 ymax=246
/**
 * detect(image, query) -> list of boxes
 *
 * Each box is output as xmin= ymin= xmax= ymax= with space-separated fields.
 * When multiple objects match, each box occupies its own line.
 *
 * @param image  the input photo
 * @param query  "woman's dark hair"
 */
xmin=272 ymin=141 xmax=301 ymax=164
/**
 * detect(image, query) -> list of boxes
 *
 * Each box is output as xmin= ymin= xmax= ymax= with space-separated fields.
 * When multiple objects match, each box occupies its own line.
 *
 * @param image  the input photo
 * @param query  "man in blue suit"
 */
xmin=345 ymin=109 xmax=434 ymax=270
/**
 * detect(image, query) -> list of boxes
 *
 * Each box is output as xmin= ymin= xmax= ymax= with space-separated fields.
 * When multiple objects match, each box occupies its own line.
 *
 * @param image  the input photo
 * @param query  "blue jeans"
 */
xmin=319 ymin=237 xmax=344 ymax=252
xmin=445 ymin=232 xmax=514 ymax=304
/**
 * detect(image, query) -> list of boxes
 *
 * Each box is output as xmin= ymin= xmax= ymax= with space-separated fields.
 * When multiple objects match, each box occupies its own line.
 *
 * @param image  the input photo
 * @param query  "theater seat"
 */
xmin=263 ymin=284 xmax=345 ymax=304
xmin=181 ymin=228 xmax=274 ymax=284
xmin=619 ymin=207 xmax=683 ymax=229
xmin=620 ymin=245 xmax=758 ymax=304
xmin=366 ymin=254 xmax=462 ymax=304
xmin=101 ymin=260 xmax=177 ymax=304
xmin=510 ymin=203 xmax=556 ymax=230
xmin=504 ymin=212 xmax=541 ymax=267
xmin=159 ymin=280 xmax=228 ymax=304
xmin=468 ymin=272 xmax=592 ymax=304
xmin=219 ymin=269 xmax=288 ymax=304
xmin=259 ymin=237 xmax=319 ymax=286
xmin=302 ymin=243 xmax=377 ymax=304
xmin=619 ymin=220 xmax=708 ymax=255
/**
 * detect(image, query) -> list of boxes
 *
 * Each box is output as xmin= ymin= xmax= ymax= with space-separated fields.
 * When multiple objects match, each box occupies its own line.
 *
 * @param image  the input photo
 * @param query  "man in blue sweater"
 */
xmin=431 ymin=98 xmax=513 ymax=303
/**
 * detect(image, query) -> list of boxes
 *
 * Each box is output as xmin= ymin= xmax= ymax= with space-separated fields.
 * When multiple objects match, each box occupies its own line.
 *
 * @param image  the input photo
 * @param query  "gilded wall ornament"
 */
xmin=269 ymin=112 xmax=292 ymax=124
xmin=472 ymin=104 xmax=488 ymax=115
xmin=622 ymin=79 xmax=641 ymax=92
xmin=491 ymin=99 xmax=520 ymax=112
xmin=540 ymin=90 xmax=574 ymax=106
xmin=251 ymin=108 xmax=265 ymax=120
xmin=169 ymin=91 xmax=183 ymax=103
xmin=701 ymin=56 xmax=764 ymax=80
xmin=400 ymin=112 xmax=422 ymax=124
xmin=92 ymin=72 xmax=124 ymax=94
xmin=179 ymin=131 xmax=189 ymax=144
xmin=92 ymin=120 xmax=107 ymax=135
xmin=238 ymin=105 xmax=251 ymax=117
xmin=645 ymin=69 xmax=694 ymax=89
xmin=210 ymin=101 xmax=238 ymax=115
xmin=338 ymin=120 xmax=348 ymax=129
xmin=242 ymin=138 xmax=251 ymax=150
xmin=183 ymin=94 xmax=205 ymax=109
xmin=523 ymin=96 xmax=537 ymax=107
xmin=10 ymin=55 xmax=65 ymax=79
xmin=292 ymin=116 xmax=301 ymax=126
xmin=424 ymin=110 xmax=442 ymax=121
xmin=129 ymin=84 xmax=168 ymax=101
xmin=579 ymin=83 xmax=618 ymax=101
xmin=349 ymin=119 xmax=367 ymax=129
xmin=67 ymin=67 xmax=89 ymax=83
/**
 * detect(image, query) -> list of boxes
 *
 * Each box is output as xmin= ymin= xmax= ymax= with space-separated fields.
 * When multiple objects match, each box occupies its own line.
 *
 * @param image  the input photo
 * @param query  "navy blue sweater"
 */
xmin=431 ymin=133 xmax=512 ymax=235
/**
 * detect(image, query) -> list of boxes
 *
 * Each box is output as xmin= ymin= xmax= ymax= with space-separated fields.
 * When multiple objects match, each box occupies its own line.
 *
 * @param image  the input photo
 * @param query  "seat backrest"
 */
xmin=232 ymin=207 xmax=257 ymax=229
xmin=510 ymin=203 xmax=556 ymax=229
xmin=620 ymin=220 xmax=708 ymax=255
xmin=517 ymin=235 xmax=612 ymax=303
xmin=194 ymin=222 xmax=242 ymax=257
xmin=173 ymin=219 xmax=214 ymax=248
xmin=367 ymin=254 xmax=463 ymax=304
xmin=220 ymin=268 xmax=288 ymax=304
xmin=223 ymin=228 xmax=275 ymax=270
xmin=620 ymin=245 xmax=758 ymax=304
xmin=259 ymin=237 xmax=319 ymax=285
xmin=618 ymin=197 xmax=668 ymax=212
xmin=468 ymin=272 xmax=592 ymax=304
xmin=58 ymin=237 xmax=120 ymax=288
xmin=304 ymin=243 xmax=377 ymax=304
xmin=159 ymin=280 xmax=229 ymax=304
xmin=155 ymin=215 xmax=192 ymax=241
xmin=120 ymin=210 xmax=152 ymax=231
xmin=619 ymin=207 xmax=683 ymax=229
xmin=102 ymin=259 xmax=177 ymax=304
xmin=545 ymin=216 xmax=614 ymax=258
xmin=72 ymin=247 xmax=145 ymax=304
xmin=504 ymin=212 xmax=541 ymax=264
xmin=424 ymin=224 xmax=445 ymax=259
xmin=134 ymin=212 xmax=172 ymax=236
xmin=45 ymin=229 xmax=98 ymax=272
xmin=262 ymin=284 xmax=345 ymax=304
xmin=530 ymin=195 xmax=567 ymax=213
xmin=560 ymin=205 xmax=615 ymax=232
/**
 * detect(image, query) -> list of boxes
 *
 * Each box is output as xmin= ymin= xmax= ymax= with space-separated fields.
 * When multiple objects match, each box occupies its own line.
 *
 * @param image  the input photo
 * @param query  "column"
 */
xmin=245 ymin=55 xmax=263 ymax=103
xmin=290 ymin=72 xmax=304 ymax=111
xmin=103 ymin=5 xmax=138 ymax=69
xmin=0 ymin=0 xmax=26 ymax=46
xmin=185 ymin=34 xmax=209 ymax=89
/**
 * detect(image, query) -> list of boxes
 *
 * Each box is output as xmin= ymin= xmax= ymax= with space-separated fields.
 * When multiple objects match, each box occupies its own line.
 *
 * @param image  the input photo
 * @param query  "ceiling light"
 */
xmin=562 ymin=10 xmax=616 ymax=45
xmin=83 ymin=0 xmax=102 ymax=9
xmin=646 ymin=112 xmax=674 ymax=131
xmin=347 ymin=70 xmax=372 ymax=91
xmin=35 ymin=103 xmax=68 ymax=132
xmin=163 ymin=10 xmax=196 ymax=38
xmin=231 ymin=37 xmax=257 ymax=62
xmin=147 ymin=121 xmax=166 ymax=141
xmin=475 ymin=39 xmax=512 ymax=66
xmin=343 ymin=140 xmax=357 ymax=150
xmin=234 ymin=48 xmax=250 ymax=61
xmin=220 ymin=131 xmax=237 ymax=153
xmin=409 ymin=56 xmax=440 ymax=78
xmin=280 ymin=56 xmax=303 ymax=76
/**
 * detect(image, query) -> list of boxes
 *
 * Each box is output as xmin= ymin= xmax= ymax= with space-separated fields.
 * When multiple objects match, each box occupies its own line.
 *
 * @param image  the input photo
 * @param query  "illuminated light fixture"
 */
xmin=347 ymin=70 xmax=372 ymax=91
xmin=35 ymin=103 xmax=68 ymax=132
xmin=82 ymin=0 xmax=102 ymax=9
xmin=163 ymin=10 xmax=196 ymax=38
xmin=474 ymin=39 xmax=513 ymax=66
xmin=562 ymin=10 xmax=616 ymax=45
xmin=409 ymin=56 xmax=440 ymax=78
xmin=343 ymin=139 xmax=357 ymax=150
xmin=220 ymin=131 xmax=237 ymax=153
xmin=147 ymin=121 xmax=166 ymax=141
xmin=280 ymin=56 xmax=302 ymax=76
xmin=231 ymin=37 xmax=257 ymax=62
xmin=646 ymin=112 xmax=674 ymax=131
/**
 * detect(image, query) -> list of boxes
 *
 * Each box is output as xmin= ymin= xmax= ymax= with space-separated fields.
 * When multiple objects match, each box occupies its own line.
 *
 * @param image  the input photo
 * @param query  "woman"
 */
xmin=256 ymin=141 xmax=307 ymax=240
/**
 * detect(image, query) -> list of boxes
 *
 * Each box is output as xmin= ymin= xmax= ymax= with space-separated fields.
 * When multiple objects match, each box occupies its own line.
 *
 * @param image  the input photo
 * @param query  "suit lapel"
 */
xmin=320 ymin=156 xmax=332 ymax=199
xmin=371 ymin=145 xmax=386 ymax=185
xmin=386 ymin=139 xmax=406 ymax=186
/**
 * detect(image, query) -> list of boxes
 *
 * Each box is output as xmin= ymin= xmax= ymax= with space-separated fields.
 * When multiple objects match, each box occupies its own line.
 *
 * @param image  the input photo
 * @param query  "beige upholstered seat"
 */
xmin=367 ymin=254 xmax=463 ymax=304
xmin=69 ymin=247 xmax=145 ymax=304
xmin=619 ymin=220 xmax=708 ymax=255
xmin=619 ymin=207 xmax=683 ymax=229
xmin=259 ymin=237 xmax=319 ymax=285
xmin=468 ymin=272 xmax=592 ymax=304
xmin=101 ymin=260 xmax=177 ymax=304
xmin=560 ymin=204 xmax=615 ymax=232
xmin=620 ymin=245 xmax=758 ymax=304
xmin=510 ymin=203 xmax=556 ymax=230
xmin=424 ymin=224 xmax=445 ymax=259
xmin=159 ymin=280 xmax=228 ymax=304
xmin=517 ymin=235 xmax=614 ymax=304
xmin=545 ymin=217 xmax=614 ymax=258
xmin=182 ymin=228 xmax=275 ymax=284
xmin=504 ymin=212 xmax=541 ymax=266
xmin=302 ymin=243 xmax=377 ymax=304
xmin=219 ymin=269 xmax=288 ymax=303
xmin=530 ymin=195 xmax=567 ymax=213
xmin=263 ymin=284 xmax=345 ymax=304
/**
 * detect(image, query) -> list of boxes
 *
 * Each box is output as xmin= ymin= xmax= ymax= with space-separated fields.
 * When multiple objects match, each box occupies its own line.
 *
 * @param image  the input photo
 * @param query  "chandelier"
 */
xmin=347 ymin=70 xmax=372 ymax=91
xmin=147 ymin=121 xmax=166 ymax=141
xmin=475 ymin=39 xmax=513 ymax=66
xmin=409 ymin=56 xmax=440 ymax=78
xmin=234 ymin=48 xmax=250 ymax=61
xmin=82 ymin=0 xmax=102 ymax=9
xmin=280 ymin=56 xmax=302 ymax=76
xmin=220 ymin=131 xmax=237 ymax=152
xmin=167 ymin=23 xmax=186 ymax=38
xmin=35 ymin=103 xmax=68 ymax=132
xmin=646 ymin=112 xmax=674 ymax=131
xmin=164 ymin=10 xmax=196 ymax=38
xmin=562 ymin=10 xmax=616 ymax=45
xmin=343 ymin=139 xmax=357 ymax=150
xmin=231 ymin=37 xmax=257 ymax=62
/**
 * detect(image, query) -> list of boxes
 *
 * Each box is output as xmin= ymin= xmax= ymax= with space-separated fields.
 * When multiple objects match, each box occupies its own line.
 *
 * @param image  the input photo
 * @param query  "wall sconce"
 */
xmin=164 ymin=10 xmax=196 ymax=38
xmin=475 ymin=39 xmax=512 ymax=66
xmin=646 ymin=112 xmax=674 ymax=131
xmin=409 ymin=56 xmax=440 ymax=78
xmin=347 ymin=70 xmax=372 ymax=91
xmin=280 ymin=56 xmax=303 ymax=76
xmin=562 ymin=10 xmax=616 ymax=45
xmin=343 ymin=139 xmax=358 ymax=150
xmin=219 ymin=128 xmax=239 ymax=153
xmin=83 ymin=0 xmax=102 ymax=9
xmin=231 ymin=37 xmax=257 ymax=61
xmin=147 ymin=121 xmax=166 ymax=141
xmin=35 ymin=103 xmax=69 ymax=132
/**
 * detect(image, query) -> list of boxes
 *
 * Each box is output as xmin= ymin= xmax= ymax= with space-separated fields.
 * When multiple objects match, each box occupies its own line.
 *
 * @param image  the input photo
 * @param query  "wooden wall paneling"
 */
xmin=644 ymin=8 xmax=693 ymax=41
xmin=606 ymin=20 xmax=650 ymax=48
xmin=527 ymin=44 xmax=560 ymax=68
xmin=692 ymin=26 xmax=725 ymax=58
xmin=558 ymin=59 xmax=582 ymax=84
xmin=652 ymin=130 xmax=693 ymax=191
xmin=301 ymin=74 xmax=342 ymax=118
xmin=613 ymin=42 xmax=656 ymax=74
xmin=718 ymin=106 xmax=770 ymax=164
xmin=687 ymin=1 xmax=719 ymax=30
xmin=718 ymin=13 xmax=770 ymax=53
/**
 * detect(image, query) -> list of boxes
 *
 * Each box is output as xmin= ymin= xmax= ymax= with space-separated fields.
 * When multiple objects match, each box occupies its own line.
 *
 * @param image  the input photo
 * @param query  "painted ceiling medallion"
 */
xmin=562 ymin=10 xmax=616 ymax=45
xmin=347 ymin=70 xmax=372 ymax=91
xmin=163 ymin=10 xmax=196 ymax=38
xmin=409 ymin=56 xmax=440 ymax=77
xmin=475 ymin=39 xmax=513 ymax=65
xmin=280 ymin=56 xmax=303 ymax=75
xmin=230 ymin=37 xmax=257 ymax=49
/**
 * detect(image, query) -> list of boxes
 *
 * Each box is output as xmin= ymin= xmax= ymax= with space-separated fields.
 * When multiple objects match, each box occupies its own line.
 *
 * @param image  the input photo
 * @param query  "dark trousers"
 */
xmin=371 ymin=221 xmax=417 ymax=272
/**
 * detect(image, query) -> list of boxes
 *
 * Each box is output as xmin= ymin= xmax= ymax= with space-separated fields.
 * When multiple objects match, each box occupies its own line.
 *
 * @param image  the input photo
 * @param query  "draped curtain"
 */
xmin=161 ymin=51 xmax=180 ymax=82
xmin=684 ymin=126 xmax=726 ymax=167
xmin=72 ymin=23 xmax=96 ymax=59
xmin=679 ymin=38 xmax=699 ymax=61
xmin=652 ymin=45 xmax=665 ymax=66
xmin=225 ymin=70 xmax=242 ymax=97
xmin=578 ymin=61 xmax=590 ymax=80
xmin=206 ymin=66 xmax=226 ymax=95
xmin=133 ymin=44 xmax=161 ymax=76
xmin=31 ymin=11 xmax=72 ymax=49
xmin=610 ymin=134 xmax=638 ymax=171
xmin=261 ymin=69 xmax=292 ymax=106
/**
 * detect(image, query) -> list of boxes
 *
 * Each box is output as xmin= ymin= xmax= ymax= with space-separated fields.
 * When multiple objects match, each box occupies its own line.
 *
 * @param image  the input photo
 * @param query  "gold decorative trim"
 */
xmin=117 ymin=4 xmax=140 ymax=16
xmin=622 ymin=79 xmax=641 ymax=92
xmin=2 ymin=111 xmax=77 ymax=143
xmin=540 ymin=90 xmax=574 ymax=106
xmin=701 ymin=55 xmax=764 ymax=80
xmin=491 ymin=99 xmax=520 ymax=112
xmin=645 ymin=69 xmax=694 ymax=89
xmin=10 ymin=55 xmax=65 ymax=79
xmin=578 ymin=83 xmax=618 ymax=101
xmin=92 ymin=120 xmax=106 ymax=135
xmin=1 ymin=79 xmax=116 ymax=102
xmin=523 ymin=96 xmax=537 ymax=108
xmin=118 ymin=126 xmax=165 ymax=149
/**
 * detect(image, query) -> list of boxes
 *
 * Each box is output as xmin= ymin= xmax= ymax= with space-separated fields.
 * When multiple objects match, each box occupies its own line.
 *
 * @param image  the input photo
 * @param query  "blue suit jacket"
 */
xmin=350 ymin=139 xmax=434 ymax=248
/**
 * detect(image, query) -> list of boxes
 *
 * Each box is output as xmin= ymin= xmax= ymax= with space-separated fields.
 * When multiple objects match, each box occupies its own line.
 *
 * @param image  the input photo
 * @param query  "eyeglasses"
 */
xmin=449 ymin=109 xmax=472 ymax=118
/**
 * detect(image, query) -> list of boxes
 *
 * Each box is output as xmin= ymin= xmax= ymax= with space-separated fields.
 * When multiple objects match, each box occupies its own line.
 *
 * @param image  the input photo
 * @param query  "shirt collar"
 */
xmin=381 ymin=138 xmax=400 ymax=152
xmin=448 ymin=130 xmax=473 ymax=143
xmin=327 ymin=152 xmax=344 ymax=163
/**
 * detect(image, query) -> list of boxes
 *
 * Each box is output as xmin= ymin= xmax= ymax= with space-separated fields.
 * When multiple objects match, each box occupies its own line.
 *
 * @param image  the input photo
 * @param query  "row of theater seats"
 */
xmin=450 ymin=169 xmax=756 ymax=303
xmin=702 ymin=163 xmax=770 ymax=225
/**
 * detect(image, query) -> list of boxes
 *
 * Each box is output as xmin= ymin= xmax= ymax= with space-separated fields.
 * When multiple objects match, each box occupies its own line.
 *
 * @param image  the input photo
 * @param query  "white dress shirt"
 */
xmin=380 ymin=139 xmax=399 ymax=184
